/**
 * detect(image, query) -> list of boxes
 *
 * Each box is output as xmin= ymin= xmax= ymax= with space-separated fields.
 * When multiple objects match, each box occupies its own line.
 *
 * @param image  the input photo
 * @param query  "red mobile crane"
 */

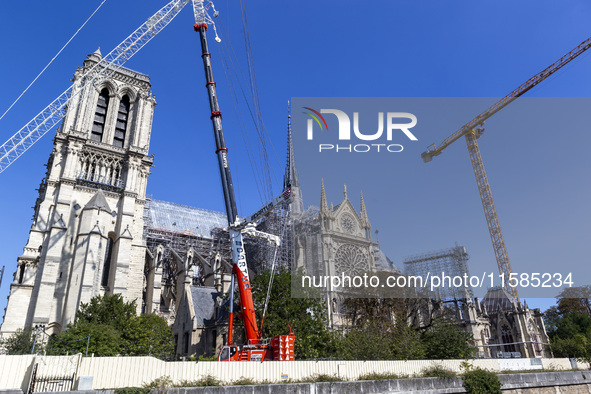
xmin=0 ymin=0 xmax=294 ymax=361
xmin=192 ymin=2 xmax=295 ymax=361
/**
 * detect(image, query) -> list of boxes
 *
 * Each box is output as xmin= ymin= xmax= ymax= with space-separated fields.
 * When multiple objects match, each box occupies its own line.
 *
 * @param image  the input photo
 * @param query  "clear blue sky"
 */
xmin=1 ymin=0 xmax=590 ymax=321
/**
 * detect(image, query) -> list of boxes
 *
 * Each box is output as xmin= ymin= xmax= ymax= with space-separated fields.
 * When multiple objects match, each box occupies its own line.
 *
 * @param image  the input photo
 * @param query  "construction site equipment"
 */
xmin=404 ymin=245 xmax=473 ymax=300
xmin=421 ymin=36 xmax=591 ymax=301
xmin=1 ymin=0 xmax=293 ymax=361
xmin=0 ymin=0 xmax=192 ymax=174
xmin=192 ymin=1 xmax=294 ymax=361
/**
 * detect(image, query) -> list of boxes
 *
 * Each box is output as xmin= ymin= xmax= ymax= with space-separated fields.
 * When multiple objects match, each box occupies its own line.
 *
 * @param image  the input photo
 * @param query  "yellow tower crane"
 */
xmin=421 ymin=36 xmax=591 ymax=301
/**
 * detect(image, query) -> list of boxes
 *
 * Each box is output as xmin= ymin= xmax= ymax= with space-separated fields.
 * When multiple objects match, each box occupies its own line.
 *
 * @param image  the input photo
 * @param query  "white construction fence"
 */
xmin=0 ymin=354 xmax=576 ymax=392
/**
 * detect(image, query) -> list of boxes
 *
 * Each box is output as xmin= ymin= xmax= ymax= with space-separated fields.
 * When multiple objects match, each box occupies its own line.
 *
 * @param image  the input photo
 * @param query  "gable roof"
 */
xmin=83 ymin=189 xmax=112 ymax=212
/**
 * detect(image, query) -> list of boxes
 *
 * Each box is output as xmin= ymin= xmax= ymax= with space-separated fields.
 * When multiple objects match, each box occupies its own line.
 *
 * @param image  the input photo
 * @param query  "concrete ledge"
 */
xmin=37 ymin=371 xmax=591 ymax=394
xmin=0 ymin=390 xmax=24 ymax=394
xmin=499 ymin=370 xmax=591 ymax=389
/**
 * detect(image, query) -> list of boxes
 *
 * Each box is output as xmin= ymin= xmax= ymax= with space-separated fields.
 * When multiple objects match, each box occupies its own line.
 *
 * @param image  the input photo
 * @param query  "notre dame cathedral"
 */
xmin=0 ymin=50 xmax=550 ymax=359
xmin=0 ymin=49 xmax=155 ymax=337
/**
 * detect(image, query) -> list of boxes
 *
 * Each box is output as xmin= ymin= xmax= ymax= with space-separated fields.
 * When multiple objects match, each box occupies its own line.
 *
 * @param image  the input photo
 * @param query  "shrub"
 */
xmin=231 ymin=377 xmax=257 ymax=386
xmin=143 ymin=375 xmax=173 ymax=389
xmin=176 ymin=374 xmax=222 ymax=387
xmin=358 ymin=372 xmax=401 ymax=380
xmin=115 ymin=388 xmax=150 ymax=394
xmin=463 ymin=368 xmax=501 ymax=394
xmin=197 ymin=354 xmax=217 ymax=362
xmin=421 ymin=364 xmax=456 ymax=379
xmin=298 ymin=374 xmax=343 ymax=383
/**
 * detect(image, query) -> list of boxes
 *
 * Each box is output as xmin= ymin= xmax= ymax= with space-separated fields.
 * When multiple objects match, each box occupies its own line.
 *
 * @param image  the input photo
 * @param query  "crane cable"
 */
xmin=259 ymin=213 xmax=288 ymax=335
xmin=217 ymin=22 xmax=266 ymax=205
xmin=0 ymin=0 xmax=108 ymax=122
xmin=238 ymin=0 xmax=283 ymax=198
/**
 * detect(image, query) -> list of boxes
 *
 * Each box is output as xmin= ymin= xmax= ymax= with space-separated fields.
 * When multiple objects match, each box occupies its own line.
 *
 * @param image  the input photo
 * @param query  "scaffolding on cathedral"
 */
xmin=403 ymin=245 xmax=474 ymax=300
xmin=142 ymin=197 xmax=292 ymax=285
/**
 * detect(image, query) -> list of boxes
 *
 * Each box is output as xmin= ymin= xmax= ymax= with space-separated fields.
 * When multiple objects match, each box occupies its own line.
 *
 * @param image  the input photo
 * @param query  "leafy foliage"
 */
xmin=143 ymin=376 xmax=174 ymax=389
xmin=249 ymin=269 xmax=338 ymax=359
xmin=0 ymin=327 xmax=41 ymax=355
xmin=115 ymin=388 xmax=150 ymax=394
xmin=357 ymin=372 xmax=401 ymax=380
xmin=421 ymin=364 xmax=457 ymax=379
xmin=46 ymin=294 xmax=175 ymax=358
xmin=339 ymin=298 xmax=474 ymax=361
xmin=421 ymin=319 xmax=476 ymax=359
xmin=122 ymin=313 xmax=175 ymax=357
xmin=339 ymin=297 xmax=425 ymax=360
xmin=462 ymin=368 xmax=501 ymax=394
xmin=47 ymin=322 xmax=120 ymax=356
xmin=297 ymin=374 xmax=343 ymax=383
xmin=544 ymin=288 xmax=591 ymax=366
xmin=176 ymin=375 xmax=222 ymax=387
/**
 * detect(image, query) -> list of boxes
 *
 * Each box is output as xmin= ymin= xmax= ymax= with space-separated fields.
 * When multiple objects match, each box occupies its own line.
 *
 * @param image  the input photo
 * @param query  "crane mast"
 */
xmin=421 ymin=36 xmax=591 ymax=301
xmin=192 ymin=2 xmax=295 ymax=362
xmin=193 ymin=17 xmax=260 ymax=345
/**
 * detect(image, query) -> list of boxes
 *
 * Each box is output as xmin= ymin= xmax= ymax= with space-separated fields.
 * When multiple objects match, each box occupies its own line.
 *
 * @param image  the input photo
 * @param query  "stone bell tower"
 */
xmin=0 ymin=49 xmax=156 ymax=336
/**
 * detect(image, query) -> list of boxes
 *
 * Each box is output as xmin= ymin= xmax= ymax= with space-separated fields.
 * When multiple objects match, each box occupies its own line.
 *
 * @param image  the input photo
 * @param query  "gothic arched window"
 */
xmin=102 ymin=237 xmax=114 ymax=287
xmin=501 ymin=324 xmax=516 ymax=353
xmin=114 ymin=95 xmax=130 ymax=148
xmin=92 ymin=88 xmax=110 ymax=142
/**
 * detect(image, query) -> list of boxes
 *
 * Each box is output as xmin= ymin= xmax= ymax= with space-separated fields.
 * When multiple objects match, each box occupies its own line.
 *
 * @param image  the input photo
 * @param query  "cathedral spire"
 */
xmin=360 ymin=190 xmax=371 ymax=239
xmin=343 ymin=184 xmax=348 ymax=200
xmin=360 ymin=190 xmax=369 ymax=222
xmin=320 ymin=179 xmax=329 ymax=212
xmin=284 ymin=101 xmax=304 ymax=214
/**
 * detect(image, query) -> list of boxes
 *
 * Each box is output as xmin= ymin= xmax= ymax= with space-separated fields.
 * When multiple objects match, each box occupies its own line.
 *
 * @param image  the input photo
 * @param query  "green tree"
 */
xmin=122 ymin=313 xmax=175 ymax=357
xmin=249 ymin=269 xmax=338 ymax=359
xmin=75 ymin=293 xmax=136 ymax=331
xmin=0 ymin=327 xmax=42 ymax=355
xmin=47 ymin=322 xmax=121 ymax=356
xmin=421 ymin=318 xmax=476 ymax=359
xmin=47 ymin=294 xmax=175 ymax=358
xmin=544 ymin=290 xmax=591 ymax=367
xmin=339 ymin=297 xmax=425 ymax=360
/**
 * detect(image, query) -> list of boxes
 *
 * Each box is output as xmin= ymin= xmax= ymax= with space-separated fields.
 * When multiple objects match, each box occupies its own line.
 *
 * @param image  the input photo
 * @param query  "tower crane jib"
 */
xmin=421 ymin=36 xmax=591 ymax=301
xmin=0 ymin=0 xmax=190 ymax=174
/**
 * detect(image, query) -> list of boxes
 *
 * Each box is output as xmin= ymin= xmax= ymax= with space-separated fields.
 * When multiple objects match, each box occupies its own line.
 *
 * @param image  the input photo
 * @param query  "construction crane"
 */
xmin=421 ymin=36 xmax=591 ymax=301
xmin=0 ymin=0 xmax=191 ymax=174
xmin=192 ymin=1 xmax=295 ymax=362
xmin=1 ymin=0 xmax=294 ymax=361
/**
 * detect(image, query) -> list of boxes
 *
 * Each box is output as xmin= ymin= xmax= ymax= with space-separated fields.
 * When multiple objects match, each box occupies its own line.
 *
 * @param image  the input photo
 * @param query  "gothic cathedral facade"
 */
xmin=0 ymin=50 xmax=155 ymax=337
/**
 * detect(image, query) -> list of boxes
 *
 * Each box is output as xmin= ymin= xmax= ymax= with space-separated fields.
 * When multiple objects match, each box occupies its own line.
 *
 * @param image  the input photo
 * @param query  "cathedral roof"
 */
xmin=189 ymin=286 xmax=224 ymax=327
xmin=482 ymin=286 xmax=516 ymax=311
xmin=373 ymin=245 xmax=401 ymax=274
xmin=146 ymin=199 xmax=228 ymax=238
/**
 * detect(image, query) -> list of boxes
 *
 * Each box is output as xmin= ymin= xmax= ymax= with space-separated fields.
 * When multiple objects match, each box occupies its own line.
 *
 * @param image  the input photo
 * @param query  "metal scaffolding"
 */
xmin=403 ymin=245 xmax=474 ymax=300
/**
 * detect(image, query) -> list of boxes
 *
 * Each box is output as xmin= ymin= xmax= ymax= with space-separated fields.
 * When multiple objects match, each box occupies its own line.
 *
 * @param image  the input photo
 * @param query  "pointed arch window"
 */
xmin=114 ymin=95 xmax=130 ymax=148
xmin=92 ymin=88 xmax=110 ymax=142
xmin=501 ymin=324 xmax=516 ymax=353
xmin=102 ymin=237 xmax=114 ymax=287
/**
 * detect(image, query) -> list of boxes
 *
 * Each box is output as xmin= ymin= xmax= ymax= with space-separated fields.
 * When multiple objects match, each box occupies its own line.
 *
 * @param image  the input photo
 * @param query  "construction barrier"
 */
xmin=0 ymin=354 xmax=577 ymax=391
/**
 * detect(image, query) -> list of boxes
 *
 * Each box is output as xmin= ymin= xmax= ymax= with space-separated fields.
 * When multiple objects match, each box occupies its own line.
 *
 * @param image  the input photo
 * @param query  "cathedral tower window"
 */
xmin=114 ymin=95 xmax=130 ymax=148
xmin=92 ymin=88 xmax=110 ymax=142
xmin=102 ymin=236 xmax=114 ymax=287
xmin=17 ymin=263 xmax=25 ymax=284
